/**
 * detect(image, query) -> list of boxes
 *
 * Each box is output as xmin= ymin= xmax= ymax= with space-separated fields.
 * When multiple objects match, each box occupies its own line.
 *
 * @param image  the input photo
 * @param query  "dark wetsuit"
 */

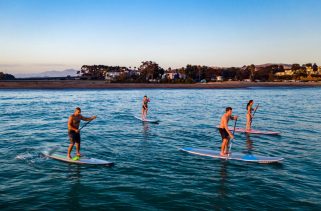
xmin=142 ymin=100 xmax=148 ymax=109
xmin=68 ymin=115 xmax=81 ymax=144
xmin=218 ymin=128 xmax=229 ymax=140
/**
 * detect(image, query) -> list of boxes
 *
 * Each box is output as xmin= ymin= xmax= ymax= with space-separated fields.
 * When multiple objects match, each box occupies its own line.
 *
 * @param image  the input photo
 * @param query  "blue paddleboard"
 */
xmin=180 ymin=147 xmax=283 ymax=164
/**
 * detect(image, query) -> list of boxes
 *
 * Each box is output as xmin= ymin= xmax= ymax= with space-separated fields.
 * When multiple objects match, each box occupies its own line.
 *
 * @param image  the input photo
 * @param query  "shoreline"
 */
xmin=1 ymin=80 xmax=321 ymax=89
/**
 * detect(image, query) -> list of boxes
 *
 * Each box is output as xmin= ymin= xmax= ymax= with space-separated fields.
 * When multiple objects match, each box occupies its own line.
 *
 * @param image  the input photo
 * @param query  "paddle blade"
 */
xmin=47 ymin=146 xmax=60 ymax=155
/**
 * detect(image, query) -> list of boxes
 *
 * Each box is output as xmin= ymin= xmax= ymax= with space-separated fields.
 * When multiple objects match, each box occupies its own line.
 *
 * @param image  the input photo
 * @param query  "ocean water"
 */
xmin=0 ymin=87 xmax=320 ymax=210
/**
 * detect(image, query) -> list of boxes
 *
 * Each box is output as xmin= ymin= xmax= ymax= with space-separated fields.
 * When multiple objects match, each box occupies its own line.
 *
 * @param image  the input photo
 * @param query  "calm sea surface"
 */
xmin=0 ymin=87 xmax=320 ymax=210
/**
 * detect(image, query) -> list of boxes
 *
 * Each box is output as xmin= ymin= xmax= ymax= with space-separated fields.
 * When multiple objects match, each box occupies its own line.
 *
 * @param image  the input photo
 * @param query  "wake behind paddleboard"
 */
xmin=134 ymin=116 xmax=159 ymax=123
xmin=217 ymin=126 xmax=280 ymax=135
xmin=180 ymin=147 xmax=283 ymax=164
xmin=43 ymin=152 xmax=114 ymax=166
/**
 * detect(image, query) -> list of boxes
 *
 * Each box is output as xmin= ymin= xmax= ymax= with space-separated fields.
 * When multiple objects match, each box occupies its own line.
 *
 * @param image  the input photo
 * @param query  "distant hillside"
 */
xmin=15 ymin=69 xmax=79 ymax=78
xmin=255 ymin=63 xmax=292 ymax=69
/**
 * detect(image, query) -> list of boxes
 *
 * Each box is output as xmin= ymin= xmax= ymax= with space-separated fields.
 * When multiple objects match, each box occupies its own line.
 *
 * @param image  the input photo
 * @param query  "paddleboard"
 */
xmin=134 ymin=116 xmax=159 ymax=123
xmin=180 ymin=147 xmax=283 ymax=164
xmin=43 ymin=152 xmax=114 ymax=166
xmin=217 ymin=126 xmax=280 ymax=135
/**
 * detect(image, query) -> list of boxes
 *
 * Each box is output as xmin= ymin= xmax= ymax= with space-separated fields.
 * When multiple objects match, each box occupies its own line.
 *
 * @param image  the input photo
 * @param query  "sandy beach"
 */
xmin=0 ymin=80 xmax=321 ymax=89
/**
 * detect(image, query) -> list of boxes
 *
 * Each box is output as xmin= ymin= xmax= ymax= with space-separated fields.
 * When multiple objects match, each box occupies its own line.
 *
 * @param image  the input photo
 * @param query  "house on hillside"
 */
xmin=105 ymin=70 xmax=121 ymax=81
xmin=129 ymin=68 xmax=141 ymax=77
xmin=178 ymin=72 xmax=186 ymax=80
xmin=216 ymin=76 xmax=223 ymax=81
xmin=275 ymin=65 xmax=294 ymax=76
xmin=166 ymin=70 xmax=177 ymax=80
xmin=306 ymin=66 xmax=314 ymax=75
xmin=105 ymin=67 xmax=128 ymax=81
xmin=164 ymin=69 xmax=184 ymax=80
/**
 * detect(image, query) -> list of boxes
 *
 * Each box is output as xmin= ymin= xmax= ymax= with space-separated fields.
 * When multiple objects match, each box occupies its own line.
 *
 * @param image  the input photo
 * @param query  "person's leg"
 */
xmin=141 ymin=107 xmax=145 ymax=119
xmin=143 ymin=108 xmax=147 ymax=120
xmin=246 ymin=114 xmax=251 ymax=130
xmin=67 ymin=143 xmax=74 ymax=159
xmin=75 ymin=134 xmax=81 ymax=156
xmin=226 ymin=138 xmax=231 ymax=154
xmin=145 ymin=108 xmax=148 ymax=119
xmin=221 ymin=138 xmax=228 ymax=156
xmin=75 ymin=143 xmax=80 ymax=156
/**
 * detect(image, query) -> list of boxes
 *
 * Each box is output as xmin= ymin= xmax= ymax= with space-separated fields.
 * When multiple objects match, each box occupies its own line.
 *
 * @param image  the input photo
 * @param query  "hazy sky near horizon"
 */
xmin=1 ymin=0 xmax=321 ymax=74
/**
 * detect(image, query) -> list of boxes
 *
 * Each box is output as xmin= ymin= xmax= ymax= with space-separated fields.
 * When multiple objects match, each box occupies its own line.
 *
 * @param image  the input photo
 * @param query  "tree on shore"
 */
xmin=0 ymin=72 xmax=15 ymax=80
xmin=183 ymin=65 xmax=211 ymax=81
xmin=76 ymin=62 xmax=319 ymax=82
xmin=249 ymin=64 xmax=255 ymax=81
xmin=184 ymin=65 xmax=199 ymax=81
xmin=138 ymin=61 xmax=164 ymax=81
xmin=254 ymin=65 xmax=278 ymax=81
xmin=291 ymin=63 xmax=301 ymax=72
xmin=313 ymin=63 xmax=318 ymax=73
xmin=80 ymin=65 xmax=107 ymax=80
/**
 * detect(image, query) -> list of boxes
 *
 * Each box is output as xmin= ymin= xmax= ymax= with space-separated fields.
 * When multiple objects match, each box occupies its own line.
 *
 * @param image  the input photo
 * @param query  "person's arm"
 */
xmin=68 ymin=116 xmax=78 ymax=132
xmin=230 ymin=115 xmax=238 ymax=120
xmin=81 ymin=115 xmax=97 ymax=121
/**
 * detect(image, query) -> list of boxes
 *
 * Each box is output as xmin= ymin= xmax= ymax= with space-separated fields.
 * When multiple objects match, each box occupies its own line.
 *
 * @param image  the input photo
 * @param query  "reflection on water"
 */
xmin=67 ymin=165 xmax=82 ymax=210
xmin=218 ymin=161 xmax=228 ymax=200
xmin=245 ymin=133 xmax=254 ymax=154
xmin=142 ymin=122 xmax=150 ymax=142
xmin=67 ymin=164 xmax=81 ymax=180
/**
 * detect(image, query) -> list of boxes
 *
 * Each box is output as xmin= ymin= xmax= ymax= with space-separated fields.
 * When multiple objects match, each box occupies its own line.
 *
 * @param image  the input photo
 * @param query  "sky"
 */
xmin=0 ymin=0 xmax=321 ymax=74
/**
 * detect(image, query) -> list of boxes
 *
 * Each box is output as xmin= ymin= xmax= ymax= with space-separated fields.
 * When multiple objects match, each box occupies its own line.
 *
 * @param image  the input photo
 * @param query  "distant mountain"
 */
xmin=15 ymin=69 xmax=79 ymax=78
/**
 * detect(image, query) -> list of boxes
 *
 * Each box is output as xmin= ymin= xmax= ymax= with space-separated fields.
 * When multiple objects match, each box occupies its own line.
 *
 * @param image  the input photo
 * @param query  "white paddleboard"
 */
xmin=180 ymin=147 xmax=283 ymax=164
xmin=217 ymin=126 xmax=280 ymax=135
xmin=43 ymin=152 xmax=114 ymax=166
xmin=134 ymin=116 xmax=159 ymax=123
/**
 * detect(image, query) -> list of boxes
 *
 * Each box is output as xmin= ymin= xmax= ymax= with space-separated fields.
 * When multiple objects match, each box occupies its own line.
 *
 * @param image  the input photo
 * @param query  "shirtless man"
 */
xmin=67 ymin=107 xmax=96 ymax=159
xmin=218 ymin=107 xmax=238 ymax=156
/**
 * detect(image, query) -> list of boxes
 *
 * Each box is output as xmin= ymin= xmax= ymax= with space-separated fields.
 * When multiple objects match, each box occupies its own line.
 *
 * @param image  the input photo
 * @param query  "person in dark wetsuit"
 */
xmin=141 ymin=95 xmax=150 ymax=120
xmin=218 ymin=107 xmax=238 ymax=156
xmin=67 ymin=107 xmax=96 ymax=159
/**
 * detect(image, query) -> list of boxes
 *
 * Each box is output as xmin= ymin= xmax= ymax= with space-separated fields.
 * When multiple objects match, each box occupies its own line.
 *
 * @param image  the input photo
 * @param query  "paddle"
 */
xmin=228 ymin=118 xmax=237 ymax=158
xmin=250 ymin=103 xmax=260 ymax=125
xmin=79 ymin=118 xmax=94 ymax=131
xmin=47 ymin=145 xmax=60 ymax=156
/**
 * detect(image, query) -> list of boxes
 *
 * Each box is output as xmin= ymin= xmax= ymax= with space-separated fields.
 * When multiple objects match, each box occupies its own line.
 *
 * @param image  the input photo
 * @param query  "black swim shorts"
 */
xmin=219 ymin=128 xmax=229 ymax=140
xmin=68 ymin=130 xmax=80 ymax=144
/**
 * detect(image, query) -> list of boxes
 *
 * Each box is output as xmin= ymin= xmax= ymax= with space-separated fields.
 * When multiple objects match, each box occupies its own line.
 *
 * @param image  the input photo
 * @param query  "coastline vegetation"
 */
xmin=0 ymin=72 xmax=15 ymax=80
xmin=1 ymin=62 xmax=320 ymax=83
xmin=77 ymin=61 xmax=321 ymax=83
